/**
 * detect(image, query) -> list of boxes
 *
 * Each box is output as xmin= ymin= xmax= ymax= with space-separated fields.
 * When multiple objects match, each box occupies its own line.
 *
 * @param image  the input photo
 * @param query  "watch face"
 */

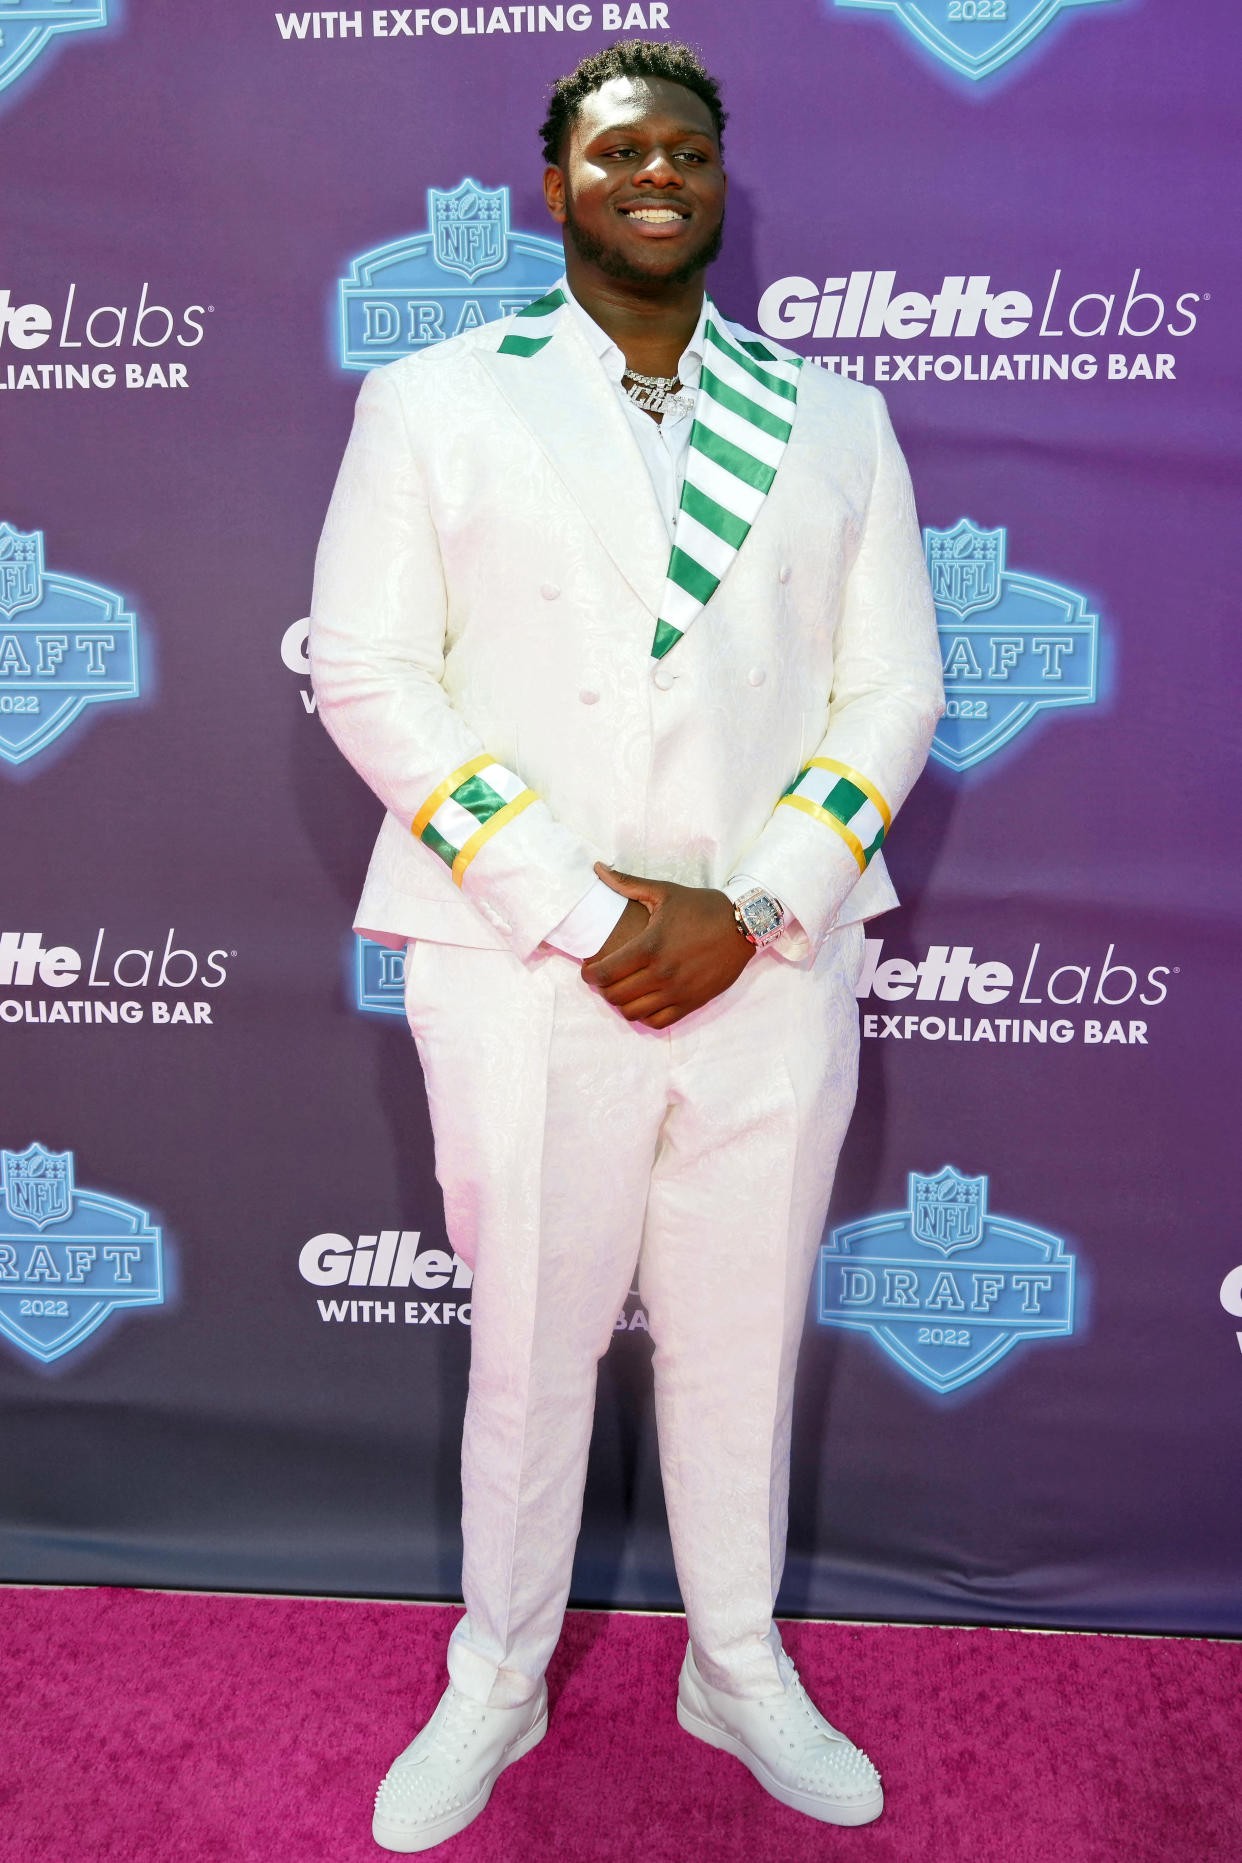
xmin=740 ymin=890 xmax=783 ymax=943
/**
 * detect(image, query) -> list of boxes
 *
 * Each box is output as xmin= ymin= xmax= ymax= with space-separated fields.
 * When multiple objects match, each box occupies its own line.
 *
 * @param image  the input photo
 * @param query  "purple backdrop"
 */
xmin=1 ymin=0 xmax=1239 ymax=1633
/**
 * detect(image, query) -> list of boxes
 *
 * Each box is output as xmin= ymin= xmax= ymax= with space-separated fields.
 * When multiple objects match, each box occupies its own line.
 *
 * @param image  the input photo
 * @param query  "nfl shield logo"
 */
xmin=832 ymin=0 xmax=1122 ymax=83
xmin=926 ymin=520 xmax=1003 ymax=619
xmin=0 ymin=524 xmax=44 ymax=620
xmin=430 ymin=180 xmax=508 ymax=283
xmin=911 ymin=1166 xmax=985 ymax=1256
xmin=3 ymin=1143 xmax=74 ymax=1230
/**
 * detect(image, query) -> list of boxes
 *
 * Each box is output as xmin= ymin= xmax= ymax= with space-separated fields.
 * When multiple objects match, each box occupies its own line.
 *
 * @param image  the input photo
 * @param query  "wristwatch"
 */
xmin=731 ymin=886 xmax=786 ymax=949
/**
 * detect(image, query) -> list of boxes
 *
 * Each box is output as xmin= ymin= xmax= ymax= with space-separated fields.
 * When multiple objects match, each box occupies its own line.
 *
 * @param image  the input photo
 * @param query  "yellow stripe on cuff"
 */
xmin=777 ymin=793 xmax=867 ymax=873
xmin=805 ymin=757 xmax=893 ymax=833
xmin=411 ymin=753 xmax=494 ymax=839
xmin=451 ymin=790 xmax=537 ymax=886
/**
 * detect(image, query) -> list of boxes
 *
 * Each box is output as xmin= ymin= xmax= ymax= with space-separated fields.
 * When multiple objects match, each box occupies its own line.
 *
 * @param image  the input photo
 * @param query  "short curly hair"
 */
xmin=540 ymin=39 xmax=727 ymax=166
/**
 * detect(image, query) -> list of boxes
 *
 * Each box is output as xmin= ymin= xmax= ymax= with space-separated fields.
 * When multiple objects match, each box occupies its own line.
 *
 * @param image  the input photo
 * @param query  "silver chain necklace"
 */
xmin=622 ymin=369 xmax=696 ymax=419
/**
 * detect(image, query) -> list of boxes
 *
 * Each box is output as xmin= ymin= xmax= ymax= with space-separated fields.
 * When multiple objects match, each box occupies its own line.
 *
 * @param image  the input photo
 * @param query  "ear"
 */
xmin=543 ymin=164 xmax=567 ymax=225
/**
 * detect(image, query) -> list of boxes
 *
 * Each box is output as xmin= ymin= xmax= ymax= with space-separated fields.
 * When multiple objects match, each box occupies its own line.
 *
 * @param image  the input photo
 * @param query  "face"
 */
xmin=544 ymin=76 xmax=726 ymax=288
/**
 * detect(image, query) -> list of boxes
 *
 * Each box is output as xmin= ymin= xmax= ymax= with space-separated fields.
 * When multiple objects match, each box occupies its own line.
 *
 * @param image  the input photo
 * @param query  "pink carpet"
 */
xmin=2 ymin=1589 xmax=1239 ymax=1863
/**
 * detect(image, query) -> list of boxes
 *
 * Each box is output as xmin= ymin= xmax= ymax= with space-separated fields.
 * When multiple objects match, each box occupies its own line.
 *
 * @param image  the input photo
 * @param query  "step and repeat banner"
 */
xmin=2 ymin=0 xmax=1239 ymax=1632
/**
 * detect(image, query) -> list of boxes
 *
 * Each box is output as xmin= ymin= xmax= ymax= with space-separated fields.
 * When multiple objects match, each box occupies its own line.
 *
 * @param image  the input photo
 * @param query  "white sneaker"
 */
xmin=677 ymin=1646 xmax=883 ymax=1827
xmin=371 ymin=1679 xmax=548 ymax=1853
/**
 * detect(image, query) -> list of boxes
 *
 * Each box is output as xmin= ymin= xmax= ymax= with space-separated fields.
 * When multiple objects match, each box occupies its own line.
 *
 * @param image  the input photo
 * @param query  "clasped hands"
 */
xmin=579 ymin=861 xmax=754 ymax=1030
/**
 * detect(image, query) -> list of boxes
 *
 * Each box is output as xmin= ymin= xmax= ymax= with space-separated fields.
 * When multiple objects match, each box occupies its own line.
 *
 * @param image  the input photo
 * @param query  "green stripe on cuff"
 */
xmin=451 ymin=773 xmax=509 ymax=825
xmin=826 ymin=776 xmax=868 ymax=824
xmin=420 ymin=821 xmax=458 ymax=869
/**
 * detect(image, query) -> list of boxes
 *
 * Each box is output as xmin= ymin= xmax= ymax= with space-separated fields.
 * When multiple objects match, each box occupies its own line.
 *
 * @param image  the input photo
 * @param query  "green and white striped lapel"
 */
xmin=495 ymin=289 xmax=802 ymax=658
xmin=652 ymin=306 xmax=803 ymax=659
xmin=496 ymin=286 xmax=567 ymax=355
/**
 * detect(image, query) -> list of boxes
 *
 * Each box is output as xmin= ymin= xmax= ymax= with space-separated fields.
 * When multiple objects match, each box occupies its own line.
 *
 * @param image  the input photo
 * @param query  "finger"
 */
xmin=639 ymin=1004 xmax=686 ymax=1030
xmin=600 ymin=971 xmax=666 ymax=1009
xmin=611 ymin=989 xmax=676 ymax=1023
xmin=595 ymin=953 xmax=674 ymax=998
xmin=583 ymin=933 xmax=661 ymax=989
xmin=594 ymin=862 xmax=665 ymax=907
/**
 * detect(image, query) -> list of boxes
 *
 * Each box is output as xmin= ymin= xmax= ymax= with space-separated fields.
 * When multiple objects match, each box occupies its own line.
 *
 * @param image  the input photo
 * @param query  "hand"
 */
xmin=580 ymin=863 xmax=754 ymax=1029
xmin=589 ymin=898 xmax=650 ymax=965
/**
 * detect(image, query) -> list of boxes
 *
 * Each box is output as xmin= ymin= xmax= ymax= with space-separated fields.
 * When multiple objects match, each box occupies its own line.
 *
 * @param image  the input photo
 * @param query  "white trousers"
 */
xmin=402 ymin=922 xmax=864 ymax=1708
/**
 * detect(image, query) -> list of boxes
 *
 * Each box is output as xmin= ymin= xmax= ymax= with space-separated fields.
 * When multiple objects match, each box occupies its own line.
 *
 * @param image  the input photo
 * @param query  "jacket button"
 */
xmin=778 ymin=565 xmax=791 ymax=584
xmin=748 ymin=667 xmax=766 ymax=687
xmin=540 ymin=582 xmax=560 ymax=601
xmin=579 ymin=688 xmax=599 ymax=706
xmin=652 ymin=667 xmax=675 ymax=691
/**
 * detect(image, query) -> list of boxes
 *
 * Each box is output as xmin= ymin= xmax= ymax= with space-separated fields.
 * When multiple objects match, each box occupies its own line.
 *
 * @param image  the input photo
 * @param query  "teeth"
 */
xmin=625 ymin=208 xmax=685 ymax=223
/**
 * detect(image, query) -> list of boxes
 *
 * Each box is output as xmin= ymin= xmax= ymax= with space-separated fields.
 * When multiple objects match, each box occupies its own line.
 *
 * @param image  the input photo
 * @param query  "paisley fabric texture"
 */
xmin=403 ymin=926 xmax=865 ymax=1709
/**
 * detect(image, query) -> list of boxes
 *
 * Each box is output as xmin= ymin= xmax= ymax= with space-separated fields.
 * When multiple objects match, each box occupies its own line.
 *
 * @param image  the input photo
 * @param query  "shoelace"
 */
xmin=377 ymin=1690 xmax=494 ymax=1813
xmin=762 ymin=1668 xmax=875 ymax=1781
xmin=427 ymin=1687 xmax=486 ymax=1767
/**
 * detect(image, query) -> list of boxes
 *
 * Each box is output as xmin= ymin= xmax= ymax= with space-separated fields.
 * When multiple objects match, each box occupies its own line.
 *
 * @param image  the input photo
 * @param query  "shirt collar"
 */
xmin=560 ymin=277 xmax=708 ymax=387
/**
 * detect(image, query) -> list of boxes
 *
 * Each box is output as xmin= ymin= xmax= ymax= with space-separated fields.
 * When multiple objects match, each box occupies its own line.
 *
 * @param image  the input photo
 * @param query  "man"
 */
xmin=310 ymin=40 xmax=943 ymax=1851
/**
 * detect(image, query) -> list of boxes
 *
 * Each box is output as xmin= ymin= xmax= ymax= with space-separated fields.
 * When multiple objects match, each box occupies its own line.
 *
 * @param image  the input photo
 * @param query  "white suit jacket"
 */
xmin=309 ymin=298 xmax=944 ymax=960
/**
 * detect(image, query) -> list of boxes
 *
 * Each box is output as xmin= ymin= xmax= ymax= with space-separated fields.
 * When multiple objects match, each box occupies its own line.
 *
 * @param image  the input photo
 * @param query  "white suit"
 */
xmin=310 ymin=290 xmax=943 ymax=1707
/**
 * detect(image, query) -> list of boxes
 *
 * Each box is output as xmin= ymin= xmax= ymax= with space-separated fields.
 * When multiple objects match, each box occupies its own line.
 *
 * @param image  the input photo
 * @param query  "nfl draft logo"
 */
xmin=819 ymin=1167 xmax=1077 ymax=1393
xmin=338 ymin=180 xmax=564 ymax=370
xmin=927 ymin=520 xmax=1099 ymax=772
xmin=0 ymin=1 xmax=107 ymax=102
xmin=0 ymin=1144 xmax=164 ymax=1365
xmin=354 ymin=936 xmax=407 ymax=1017
xmin=0 ymin=523 xmax=140 ymax=769
xmin=831 ymin=0 xmax=1121 ymax=82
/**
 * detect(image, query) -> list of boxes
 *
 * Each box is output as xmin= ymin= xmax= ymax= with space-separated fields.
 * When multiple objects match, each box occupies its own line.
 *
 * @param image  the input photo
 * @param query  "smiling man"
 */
xmin=310 ymin=39 xmax=943 ymax=1852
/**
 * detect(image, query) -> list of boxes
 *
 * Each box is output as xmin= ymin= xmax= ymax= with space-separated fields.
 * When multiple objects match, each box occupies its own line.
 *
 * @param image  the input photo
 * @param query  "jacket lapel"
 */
xmin=475 ymin=291 xmax=669 ymax=618
xmin=651 ymin=307 xmax=803 ymax=659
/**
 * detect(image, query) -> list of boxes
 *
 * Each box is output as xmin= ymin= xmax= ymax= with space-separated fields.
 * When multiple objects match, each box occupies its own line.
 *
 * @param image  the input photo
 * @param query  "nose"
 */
xmin=633 ymin=147 xmax=681 ymax=186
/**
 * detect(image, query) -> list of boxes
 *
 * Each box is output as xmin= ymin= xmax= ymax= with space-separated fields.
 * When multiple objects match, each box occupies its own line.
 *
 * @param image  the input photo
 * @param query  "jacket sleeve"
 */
xmin=308 ymin=364 xmax=602 ymax=959
xmin=736 ymin=388 xmax=945 ymax=952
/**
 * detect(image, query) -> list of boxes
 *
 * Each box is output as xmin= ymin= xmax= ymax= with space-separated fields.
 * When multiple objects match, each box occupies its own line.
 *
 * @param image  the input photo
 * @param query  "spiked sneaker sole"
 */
xmin=676 ymin=1696 xmax=884 ymax=1828
xmin=372 ymin=1703 xmax=548 ymax=1853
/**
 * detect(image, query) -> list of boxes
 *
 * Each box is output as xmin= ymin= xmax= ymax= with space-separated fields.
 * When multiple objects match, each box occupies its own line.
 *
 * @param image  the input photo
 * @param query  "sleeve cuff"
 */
xmin=543 ymin=878 xmax=628 ymax=960
xmin=724 ymin=873 xmax=811 ymax=963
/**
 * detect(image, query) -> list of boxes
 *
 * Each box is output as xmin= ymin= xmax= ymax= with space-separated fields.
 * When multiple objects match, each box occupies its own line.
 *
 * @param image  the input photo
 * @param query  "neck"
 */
xmin=563 ymin=259 xmax=706 ymax=378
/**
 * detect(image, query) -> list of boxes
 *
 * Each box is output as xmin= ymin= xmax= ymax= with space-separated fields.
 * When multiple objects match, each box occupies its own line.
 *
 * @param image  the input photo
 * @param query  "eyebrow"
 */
xmin=583 ymin=119 xmax=717 ymax=144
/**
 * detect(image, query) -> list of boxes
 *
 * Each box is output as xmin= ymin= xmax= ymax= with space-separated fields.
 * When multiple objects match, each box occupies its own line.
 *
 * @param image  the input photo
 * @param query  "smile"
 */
xmin=619 ymin=206 xmax=689 ymax=223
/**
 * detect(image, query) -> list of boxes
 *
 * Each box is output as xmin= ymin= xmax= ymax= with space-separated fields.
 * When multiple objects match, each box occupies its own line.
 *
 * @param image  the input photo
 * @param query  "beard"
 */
xmin=563 ymin=197 xmax=725 ymax=288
